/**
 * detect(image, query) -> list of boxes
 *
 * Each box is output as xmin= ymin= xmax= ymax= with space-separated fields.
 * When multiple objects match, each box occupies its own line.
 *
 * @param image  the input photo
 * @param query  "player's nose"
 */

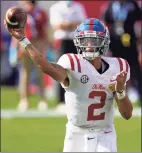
xmin=88 ymin=42 xmax=92 ymax=46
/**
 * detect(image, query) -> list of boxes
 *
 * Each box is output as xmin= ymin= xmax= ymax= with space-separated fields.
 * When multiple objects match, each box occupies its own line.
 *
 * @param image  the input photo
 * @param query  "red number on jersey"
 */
xmin=87 ymin=91 xmax=106 ymax=121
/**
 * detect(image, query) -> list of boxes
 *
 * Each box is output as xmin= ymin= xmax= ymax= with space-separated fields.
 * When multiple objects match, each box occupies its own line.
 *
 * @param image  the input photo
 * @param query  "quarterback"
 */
xmin=5 ymin=17 xmax=133 ymax=152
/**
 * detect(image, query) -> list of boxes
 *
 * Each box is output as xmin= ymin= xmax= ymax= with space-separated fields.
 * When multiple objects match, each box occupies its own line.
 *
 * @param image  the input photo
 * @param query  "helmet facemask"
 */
xmin=74 ymin=31 xmax=110 ymax=60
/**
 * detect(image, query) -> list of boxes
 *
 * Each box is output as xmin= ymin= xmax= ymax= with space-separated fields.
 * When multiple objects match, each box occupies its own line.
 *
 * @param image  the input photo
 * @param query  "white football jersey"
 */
xmin=57 ymin=53 xmax=130 ymax=128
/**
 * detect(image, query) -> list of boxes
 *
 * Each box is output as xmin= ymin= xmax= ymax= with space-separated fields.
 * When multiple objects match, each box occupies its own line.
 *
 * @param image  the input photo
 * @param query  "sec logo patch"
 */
xmin=80 ymin=75 xmax=89 ymax=84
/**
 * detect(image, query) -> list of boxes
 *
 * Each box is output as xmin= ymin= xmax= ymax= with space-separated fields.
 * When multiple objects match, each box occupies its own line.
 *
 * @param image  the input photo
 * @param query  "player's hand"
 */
xmin=115 ymin=71 xmax=127 ymax=92
xmin=4 ymin=19 xmax=25 ymax=40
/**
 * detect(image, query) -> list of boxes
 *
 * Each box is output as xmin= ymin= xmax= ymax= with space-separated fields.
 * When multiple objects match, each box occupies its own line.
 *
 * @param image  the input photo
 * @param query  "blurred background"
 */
xmin=1 ymin=0 xmax=141 ymax=152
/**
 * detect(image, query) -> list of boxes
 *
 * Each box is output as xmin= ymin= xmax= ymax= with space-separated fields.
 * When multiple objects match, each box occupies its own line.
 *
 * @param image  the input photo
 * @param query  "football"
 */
xmin=4 ymin=6 xmax=27 ymax=29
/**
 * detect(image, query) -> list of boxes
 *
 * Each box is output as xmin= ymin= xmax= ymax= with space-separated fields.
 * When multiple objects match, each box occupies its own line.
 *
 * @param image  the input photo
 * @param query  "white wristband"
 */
xmin=19 ymin=37 xmax=31 ymax=49
xmin=116 ymin=90 xmax=126 ymax=100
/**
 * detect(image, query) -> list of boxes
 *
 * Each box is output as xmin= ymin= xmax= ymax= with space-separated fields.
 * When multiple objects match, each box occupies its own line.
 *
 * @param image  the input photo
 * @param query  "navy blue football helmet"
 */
xmin=73 ymin=18 xmax=110 ymax=60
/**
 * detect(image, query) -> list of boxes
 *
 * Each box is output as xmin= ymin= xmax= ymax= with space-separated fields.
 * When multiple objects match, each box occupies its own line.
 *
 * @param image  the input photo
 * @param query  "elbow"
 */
xmin=123 ymin=113 xmax=132 ymax=120
xmin=122 ymin=108 xmax=133 ymax=120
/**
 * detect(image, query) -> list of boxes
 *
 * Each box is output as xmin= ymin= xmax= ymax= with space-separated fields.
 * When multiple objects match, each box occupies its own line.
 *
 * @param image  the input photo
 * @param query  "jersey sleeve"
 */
xmin=116 ymin=58 xmax=130 ymax=83
xmin=57 ymin=53 xmax=82 ymax=72
xmin=57 ymin=54 xmax=72 ymax=70
xmin=57 ymin=53 xmax=82 ymax=89
xmin=124 ymin=59 xmax=130 ymax=82
xmin=57 ymin=54 xmax=74 ymax=89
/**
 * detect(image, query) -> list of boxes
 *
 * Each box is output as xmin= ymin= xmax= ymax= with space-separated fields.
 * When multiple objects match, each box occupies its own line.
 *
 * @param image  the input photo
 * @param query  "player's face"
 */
xmin=81 ymin=37 xmax=104 ymax=52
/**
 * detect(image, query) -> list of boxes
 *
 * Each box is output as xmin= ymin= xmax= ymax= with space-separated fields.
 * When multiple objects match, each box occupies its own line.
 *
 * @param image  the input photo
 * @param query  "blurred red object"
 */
xmin=76 ymin=0 xmax=108 ymax=18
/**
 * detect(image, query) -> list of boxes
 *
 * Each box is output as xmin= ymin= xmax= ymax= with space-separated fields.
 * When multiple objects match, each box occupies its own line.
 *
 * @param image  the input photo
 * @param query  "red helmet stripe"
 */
xmin=89 ymin=18 xmax=94 ymax=31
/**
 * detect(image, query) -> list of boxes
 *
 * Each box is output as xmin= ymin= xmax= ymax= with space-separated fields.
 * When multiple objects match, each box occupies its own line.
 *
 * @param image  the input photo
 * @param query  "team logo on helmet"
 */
xmin=80 ymin=75 xmax=89 ymax=84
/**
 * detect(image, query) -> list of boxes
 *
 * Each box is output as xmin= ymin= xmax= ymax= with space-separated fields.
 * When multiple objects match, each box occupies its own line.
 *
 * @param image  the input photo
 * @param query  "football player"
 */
xmin=5 ymin=18 xmax=133 ymax=152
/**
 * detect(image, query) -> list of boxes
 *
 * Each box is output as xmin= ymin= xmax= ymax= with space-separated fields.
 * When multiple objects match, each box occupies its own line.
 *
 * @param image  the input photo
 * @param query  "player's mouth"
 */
xmin=86 ymin=47 xmax=94 ymax=52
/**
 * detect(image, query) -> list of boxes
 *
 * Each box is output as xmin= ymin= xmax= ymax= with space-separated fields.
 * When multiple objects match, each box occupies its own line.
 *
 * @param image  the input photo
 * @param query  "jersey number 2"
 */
xmin=87 ymin=91 xmax=106 ymax=121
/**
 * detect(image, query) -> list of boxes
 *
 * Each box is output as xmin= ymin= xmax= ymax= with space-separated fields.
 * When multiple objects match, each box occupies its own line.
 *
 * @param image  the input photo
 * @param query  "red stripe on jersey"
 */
xmin=89 ymin=18 xmax=94 ymax=31
xmin=67 ymin=54 xmax=74 ymax=71
xmin=124 ymin=59 xmax=129 ymax=73
xmin=116 ymin=58 xmax=123 ymax=72
xmin=74 ymin=54 xmax=81 ymax=73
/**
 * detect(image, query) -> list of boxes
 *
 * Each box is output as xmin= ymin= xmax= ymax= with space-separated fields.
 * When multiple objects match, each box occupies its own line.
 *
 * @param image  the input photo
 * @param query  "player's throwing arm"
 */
xmin=4 ymin=7 xmax=68 ymax=84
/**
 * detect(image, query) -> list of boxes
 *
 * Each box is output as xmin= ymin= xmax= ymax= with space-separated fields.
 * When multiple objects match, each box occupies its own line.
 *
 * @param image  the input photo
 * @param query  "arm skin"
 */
xmin=4 ymin=18 xmax=70 ymax=87
xmin=114 ymin=71 xmax=133 ymax=120
xmin=115 ymin=94 xmax=133 ymax=120
xmin=25 ymin=44 xmax=69 ymax=86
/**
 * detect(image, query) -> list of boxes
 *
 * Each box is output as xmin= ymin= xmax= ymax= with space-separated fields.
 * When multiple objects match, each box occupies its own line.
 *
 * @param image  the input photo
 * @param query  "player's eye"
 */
xmin=79 ymin=38 xmax=105 ymax=47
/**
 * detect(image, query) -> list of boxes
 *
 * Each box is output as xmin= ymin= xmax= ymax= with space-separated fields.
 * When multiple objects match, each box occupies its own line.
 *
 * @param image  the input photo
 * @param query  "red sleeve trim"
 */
xmin=74 ymin=54 xmax=81 ymax=73
xmin=116 ymin=57 xmax=123 ymax=72
xmin=67 ymin=54 xmax=75 ymax=71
